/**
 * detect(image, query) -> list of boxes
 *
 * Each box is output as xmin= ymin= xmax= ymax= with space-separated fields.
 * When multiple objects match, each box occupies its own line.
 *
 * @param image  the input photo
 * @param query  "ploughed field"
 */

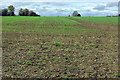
xmin=2 ymin=16 xmax=118 ymax=78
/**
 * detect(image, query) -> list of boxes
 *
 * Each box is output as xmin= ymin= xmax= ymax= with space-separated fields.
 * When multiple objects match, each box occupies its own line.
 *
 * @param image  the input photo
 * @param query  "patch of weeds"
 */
xmin=90 ymin=73 xmax=94 ymax=76
xmin=18 ymin=60 xmax=22 ymax=64
xmin=54 ymin=42 xmax=64 ymax=47
xmin=73 ymin=66 xmax=78 ymax=69
xmin=45 ymin=57 xmax=49 ymax=60
xmin=114 ymin=74 xmax=120 ymax=77
xmin=53 ymin=57 xmax=57 ymax=60
xmin=8 ymin=41 xmax=13 ymax=44
xmin=39 ymin=60 xmax=42 ymax=62
xmin=48 ymin=47 xmax=52 ymax=50
xmin=22 ymin=62 xmax=25 ymax=65
xmin=37 ymin=63 xmax=41 ymax=65
xmin=88 ymin=60 xmax=92 ymax=62
xmin=65 ymin=48 xmax=72 ymax=52
xmin=65 ymin=60 xmax=68 ymax=62
xmin=46 ymin=70 xmax=49 ymax=73
xmin=37 ymin=65 xmax=44 ymax=69
xmin=25 ymin=60 xmax=32 ymax=65
xmin=58 ymin=76 xmax=62 ymax=78
xmin=85 ymin=45 xmax=90 ymax=48
xmin=31 ymin=30 xmax=36 ymax=32
xmin=14 ymin=49 xmax=17 ymax=53
xmin=40 ymin=66 xmax=44 ymax=70
xmin=64 ymin=78 xmax=68 ymax=80
xmin=68 ymin=49 xmax=72 ymax=52
xmin=37 ymin=38 xmax=41 ymax=40
xmin=76 ymin=45 xmax=81 ymax=49
xmin=26 ymin=52 xmax=34 ymax=57
xmin=53 ymin=57 xmax=58 ymax=62
xmin=109 ymin=59 xmax=112 ymax=60
xmin=30 ymin=47 xmax=35 ymax=50
xmin=98 ymin=59 xmax=102 ymax=61
xmin=54 ymin=37 xmax=61 ymax=41
xmin=91 ymin=44 xmax=96 ymax=47
xmin=48 ymin=56 xmax=51 ymax=58
xmin=65 ymin=67 xmax=67 ymax=70
xmin=14 ymin=69 xmax=19 ymax=72
xmin=27 ymin=46 xmax=35 ymax=50
xmin=65 ymin=58 xmax=69 ymax=62
xmin=48 ymin=72 xmax=52 ymax=75
xmin=67 ymin=70 xmax=73 ymax=77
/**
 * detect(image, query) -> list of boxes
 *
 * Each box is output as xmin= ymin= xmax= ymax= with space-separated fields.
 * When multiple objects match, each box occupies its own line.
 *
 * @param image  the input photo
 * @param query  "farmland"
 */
xmin=2 ymin=16 xmax=118 ymax=78
xmin=73 ymin=17 xmax=118 ymax=24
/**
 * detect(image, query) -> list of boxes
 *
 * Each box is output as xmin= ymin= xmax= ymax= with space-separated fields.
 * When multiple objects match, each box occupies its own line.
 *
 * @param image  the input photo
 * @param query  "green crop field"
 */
xmin=72 ymin=17 xmax=118 ymax=24
xmin=2 ymin=16 xmax=118 ymax=78
xmin=2 ymin=16 xmax=95 ymax=34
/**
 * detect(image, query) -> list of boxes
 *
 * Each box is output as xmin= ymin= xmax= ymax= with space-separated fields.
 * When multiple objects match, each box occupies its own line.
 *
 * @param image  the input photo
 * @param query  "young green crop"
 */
xmin=72 ymin=17 xmax=118 ymax=24
xmin=2 ymin=16 xmax=94 ymax=34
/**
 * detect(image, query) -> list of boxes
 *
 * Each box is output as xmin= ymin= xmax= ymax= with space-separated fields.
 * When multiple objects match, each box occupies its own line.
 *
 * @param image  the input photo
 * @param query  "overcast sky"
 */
xmin=0 ymin=1 xmax=119 ymax=16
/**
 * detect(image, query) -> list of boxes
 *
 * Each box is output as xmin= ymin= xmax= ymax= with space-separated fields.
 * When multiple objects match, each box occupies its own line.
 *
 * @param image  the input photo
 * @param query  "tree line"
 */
xmin=0 ymin=5 xmax=40 ymax=16
xmin=0 ymin=5 xmax=83 ymax=17
xmin=1 ymin=5 xmax=119 ymax=17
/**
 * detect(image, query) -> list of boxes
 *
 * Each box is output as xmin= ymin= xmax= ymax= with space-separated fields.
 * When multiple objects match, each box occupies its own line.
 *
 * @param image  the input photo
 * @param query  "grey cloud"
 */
xmin=32 ymin=2 xmax=67 ymax=7
xmin=119 ymin=2 xmax=120 ymax=14
xmin=12 ymin=2 xmax=32 ymax=7
xmin=82 ymin=11 xmax=117 ymax=16
xmin=42 ymin=2 xmax=67 ymax=7
xmin=55 ymin=9 xmax=67 ymax=12
xmin=93 ymin=5 xmax=106 ymax=10
xmin=1 ymin=2 xmax=118 ymax=16
xmin=106 ymin=2 xmax=118 ymax=7
xmin=93 ymin=2 xmax=118 ymax=11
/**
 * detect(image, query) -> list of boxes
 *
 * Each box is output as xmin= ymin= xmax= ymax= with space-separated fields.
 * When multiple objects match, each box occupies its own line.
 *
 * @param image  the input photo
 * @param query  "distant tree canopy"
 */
xmin=72 ymin=11 xmax=81 ymax=17
xmin=119 ymin=14 xmax=120 ymax=16
xmin=72 ymin=11 xmax=78 ymax=16
xmin=28 ymin=11 xmax=39 ymax=16
xmin=77 ymin=14 xmax=81 ymax=16
xmin=18 ymin=8 xmax=39 ymax=16
xmin=2 ymin=9 xmax=8 ymax=16
xmin=8 ymin=5 xmax=15 ymax=16
xmin=0 ymin=9 xmax=2 ymax=16
xmin=24 ymin=8 xmax=29 ymax=16
xmin=1 ymin=5 xmax=40 ymax=16
xmin=18 ymin=8 xmax=24 ymax=16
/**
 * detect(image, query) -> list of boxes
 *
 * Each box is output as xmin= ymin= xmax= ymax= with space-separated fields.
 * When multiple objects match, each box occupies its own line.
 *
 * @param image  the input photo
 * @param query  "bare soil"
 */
xmin=2 ymin=18 xmax=119 ymax=79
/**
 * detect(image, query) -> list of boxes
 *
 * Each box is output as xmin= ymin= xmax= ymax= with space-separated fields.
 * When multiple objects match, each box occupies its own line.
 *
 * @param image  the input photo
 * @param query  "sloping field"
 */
xmin=68 ymin=17 xmax=118 ymax=32
xmin=2 ymin=16 xmax=91 ymax=34
xmin=72 ymin=17 xmax=118 ymax=24
xmin=2 ymin=16 xmax=118 ymax=78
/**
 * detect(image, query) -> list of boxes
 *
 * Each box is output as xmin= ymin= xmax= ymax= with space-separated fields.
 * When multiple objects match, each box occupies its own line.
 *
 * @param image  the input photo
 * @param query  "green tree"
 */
xmin=77 ymin=14 xmax=81 ymax=17
xmin=18 ymin=8 xmax=24 ymax=16
xmin=8 ymin=5 xmax=15 ymax=16
xmin=2 ymin=9 xmax=8 ymax=16
xmin=7 ymin=12 xmax=10 ymax=16
xmin=23 ymin=8 xmax=29 ymax=16
xmin=0 ymin=9 xmax=2 ymax=16
xmin=28 ymin=11 xmax=39 ymax=16
xmin=119 ymin=14 xmax=120 ymax=16
xmin=72 ymin=11 xmax=78 ymax=16
xmin=28 ymin=11 xmax=34 ymax=16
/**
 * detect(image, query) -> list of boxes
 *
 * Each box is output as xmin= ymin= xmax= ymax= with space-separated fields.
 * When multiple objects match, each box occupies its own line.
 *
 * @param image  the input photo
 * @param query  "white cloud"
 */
xmin=0 ymin=2 xmax=118 ymax=16
xmin=93 ymin=5 xmax=106 ymax=11
xmin=1 ymin=0 xmax=119 ymax=2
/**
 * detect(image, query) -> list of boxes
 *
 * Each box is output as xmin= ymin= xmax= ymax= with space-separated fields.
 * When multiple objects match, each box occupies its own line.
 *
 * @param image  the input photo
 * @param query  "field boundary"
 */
xmin=0 ymin=16 xmax=2 ymax=79
xmin=67 ymin=18 xmax=118 ymax=31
